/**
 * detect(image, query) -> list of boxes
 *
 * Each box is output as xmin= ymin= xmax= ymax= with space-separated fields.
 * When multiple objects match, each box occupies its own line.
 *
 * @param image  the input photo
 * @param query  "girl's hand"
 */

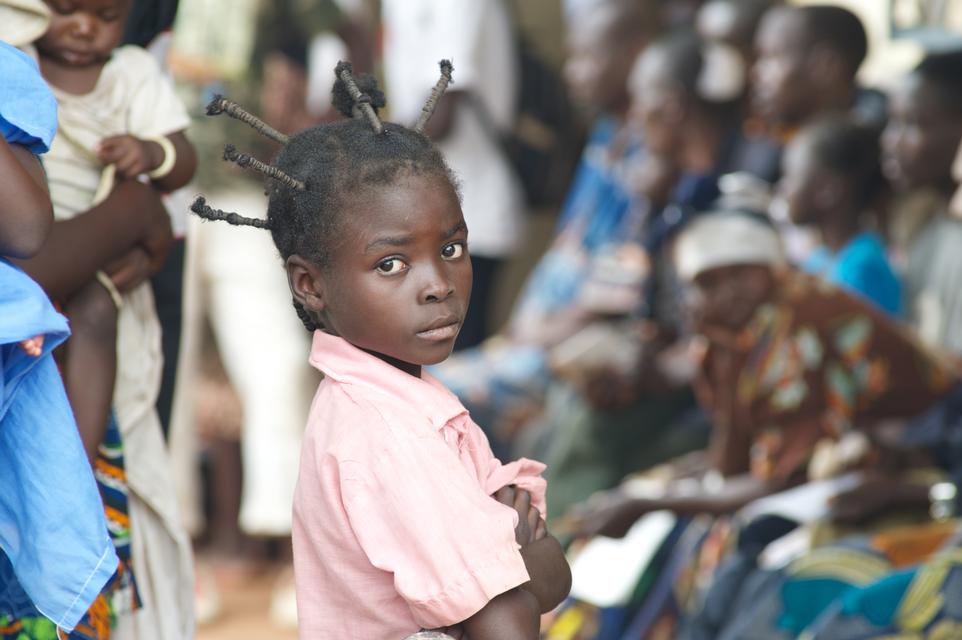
xmin=493 ymin=486 xmax=546 ymax=546
xmin=98 ymin=135 xmax=163 ymax=178
xmin=18 ymin=335 xmax=44 ymax=357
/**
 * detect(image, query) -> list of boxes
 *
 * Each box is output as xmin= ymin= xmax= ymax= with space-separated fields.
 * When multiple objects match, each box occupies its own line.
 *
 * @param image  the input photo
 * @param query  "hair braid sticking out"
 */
xmin=223 ymin=144 xmax=306 ymax=191
xmin=206 ymin=94 xmax=290 ymax=145
xmin=334 ymin=61 xmax=384 ymax=134
xmin=191 ymin=62 xmax=459 ymax=332
xmin=415 ymin=60 xmax=454 ymax=133
xmin=190 ymin=196 xmax=272 ymax=229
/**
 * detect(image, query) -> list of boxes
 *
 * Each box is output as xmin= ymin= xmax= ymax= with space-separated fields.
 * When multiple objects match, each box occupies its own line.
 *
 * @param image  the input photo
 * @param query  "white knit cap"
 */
xmin=674 ymin=211 xmax=785 ymax=282
xmin=0 ymin=0 xmax=50 ymax=47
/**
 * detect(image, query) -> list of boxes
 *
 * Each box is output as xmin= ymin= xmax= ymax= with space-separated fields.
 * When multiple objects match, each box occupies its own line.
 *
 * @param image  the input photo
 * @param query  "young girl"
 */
xmin=193 ymin=62 xmax=571 ymax=639
xmin=0 ymin=38 xmax=117 ymax=637
xmin=34 ymin=0 xmax=196 ymax=460
xmin=779 ymin=114 xmax=902 ymax=316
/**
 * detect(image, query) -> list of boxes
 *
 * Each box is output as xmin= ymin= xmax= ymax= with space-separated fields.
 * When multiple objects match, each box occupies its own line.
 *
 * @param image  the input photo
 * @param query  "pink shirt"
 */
xmin=293 ymin=331 xmax=548 ymax=639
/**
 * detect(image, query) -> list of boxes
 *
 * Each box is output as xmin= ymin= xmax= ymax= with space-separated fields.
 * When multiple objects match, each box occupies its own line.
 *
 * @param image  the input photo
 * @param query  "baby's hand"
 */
xmin=98 ymin=135 xmax=163 ymax=178
xmin=493 ymin=486 xmax=546 ymax=547
xmin=18 ymin=335 xmax=44 ymax=357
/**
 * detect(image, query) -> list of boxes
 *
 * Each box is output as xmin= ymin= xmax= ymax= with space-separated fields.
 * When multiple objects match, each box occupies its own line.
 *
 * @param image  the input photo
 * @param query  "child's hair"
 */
xmin=911 ymin=49 xmax=962 ymax=117
xmin=802 ymin=115 xmax=884 ymax=211
xmin=795 ymin=5 xmax=868 ymax=77
xmin=191 ymin=62 xmax=459 ymax=331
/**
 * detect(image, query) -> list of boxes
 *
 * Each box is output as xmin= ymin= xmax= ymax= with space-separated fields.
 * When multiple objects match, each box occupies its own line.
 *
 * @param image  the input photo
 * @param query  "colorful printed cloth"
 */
xmin=694 ymin=269 xmax=959 ymax=483
xmin=0 ymin=417 xmax=139 ymax=640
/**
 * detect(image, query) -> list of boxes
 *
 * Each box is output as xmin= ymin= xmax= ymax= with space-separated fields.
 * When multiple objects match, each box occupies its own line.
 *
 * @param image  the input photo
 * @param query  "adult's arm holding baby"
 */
xmin=0 ymin=138 xmax=52 ymax=258
xmin=15 ymin=180 xmax=171 ymax=299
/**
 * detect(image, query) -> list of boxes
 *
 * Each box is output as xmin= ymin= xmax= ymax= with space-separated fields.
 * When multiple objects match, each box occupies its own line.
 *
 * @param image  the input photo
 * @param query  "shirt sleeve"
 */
xmin=339 ymin=408 xmax=531 ymax=629
xmin=0 ymin=42 xmax=57 ymax=154
xmin=117 ymin=46 xmax=191 ymax=138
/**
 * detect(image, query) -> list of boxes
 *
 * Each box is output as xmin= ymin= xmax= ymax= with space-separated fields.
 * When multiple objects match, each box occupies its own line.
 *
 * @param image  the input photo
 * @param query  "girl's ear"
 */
xmin=286 ymin=255 xmax=326 ymax=315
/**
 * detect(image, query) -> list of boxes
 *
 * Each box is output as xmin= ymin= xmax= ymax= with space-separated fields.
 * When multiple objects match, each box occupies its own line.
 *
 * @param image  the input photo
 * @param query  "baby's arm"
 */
xmin=0 ymin=137 xmax=53 ymax=258
xmin=98 ymin=130 xmax=197 ymax=192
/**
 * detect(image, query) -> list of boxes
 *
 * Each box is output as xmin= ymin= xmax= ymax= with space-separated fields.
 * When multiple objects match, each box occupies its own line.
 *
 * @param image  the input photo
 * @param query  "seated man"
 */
xmin=572 ymin=210 xmax=959 ymax=539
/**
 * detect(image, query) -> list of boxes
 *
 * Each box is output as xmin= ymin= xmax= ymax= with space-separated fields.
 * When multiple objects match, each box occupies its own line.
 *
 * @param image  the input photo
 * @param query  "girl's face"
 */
xmin=37 ymin=0 xmax=129 ymax=68
xmin=882 ymin=75 xmax=962 ymax=193
xmin=778 ymin=135 xmax=830 ymax=226
xmin=291 ymin=172 xmax=472 ymax=371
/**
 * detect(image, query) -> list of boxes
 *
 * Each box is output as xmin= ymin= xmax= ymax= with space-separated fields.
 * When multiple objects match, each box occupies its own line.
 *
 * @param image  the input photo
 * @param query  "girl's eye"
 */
xmin=441 ymin=242 xmax=465 ymax=260
xmin=375 ymin=258 xmax=407 ymax=275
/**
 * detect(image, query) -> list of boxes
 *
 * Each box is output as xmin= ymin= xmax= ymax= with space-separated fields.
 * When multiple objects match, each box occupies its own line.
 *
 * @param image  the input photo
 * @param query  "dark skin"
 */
xmin=287 ymin=172 xmax=570 ymax=637
xmin=751 ymin=7 xmax=855 ymax=130
xmin=778 ymin=128 xmax=861 ymax=251
xmin=0 ymin=140 xmax=53 ymax=259
xmin=287 ymin=173 xmax=570 ymax=640
xmin=1 ymin=140 xmax=54 ymax=357
xmin=568 ymin=265 xmax=781 ymax=538
xmin=882 ymin=74 xmax=962 ymax=196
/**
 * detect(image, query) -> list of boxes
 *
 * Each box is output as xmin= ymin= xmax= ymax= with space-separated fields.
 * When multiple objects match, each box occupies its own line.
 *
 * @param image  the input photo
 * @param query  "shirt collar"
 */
xmin=309 ymin=331 xmax=467 ymax=430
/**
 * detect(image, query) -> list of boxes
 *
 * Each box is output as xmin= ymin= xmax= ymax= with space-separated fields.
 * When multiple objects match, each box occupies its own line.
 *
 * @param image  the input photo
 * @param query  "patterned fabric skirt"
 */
xmin=0 ymin=416 xmax=139 ymax=639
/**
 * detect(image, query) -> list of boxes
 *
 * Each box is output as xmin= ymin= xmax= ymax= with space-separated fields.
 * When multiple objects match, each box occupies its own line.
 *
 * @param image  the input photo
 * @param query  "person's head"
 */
xmin=674 ymin=211 xmax=783 ymax=331
xmin=778 ymin=115 xmax=883 ymax=227
xmin=881 ymin=50 xmax=962 ymax=194
xmin=36 ymin=0 xmax=131 ymax=67
xmin=564 ymin=0 xmax=660 ymax=116
xmin=194 ymin=64 xmax=472 ymax=372
xmin=752 ymin=5 xmax=867 ymax=128
xmin=696 ymin=0 xmax=781 ymax=66
xmin=629 ymin=30 xmax=745 ymax=161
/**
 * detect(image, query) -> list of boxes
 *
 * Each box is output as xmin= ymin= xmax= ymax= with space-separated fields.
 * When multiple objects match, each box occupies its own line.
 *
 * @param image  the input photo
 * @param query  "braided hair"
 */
xmin=191 ymin=61 xmax=459 ymax=331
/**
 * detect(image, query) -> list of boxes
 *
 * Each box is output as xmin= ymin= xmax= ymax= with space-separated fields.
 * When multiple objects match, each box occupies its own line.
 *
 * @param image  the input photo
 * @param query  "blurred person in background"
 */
xmin=778 ymin=115 xmax=901 ymax=316
xmin=883 ymin=50 xmax=962 ymax=356
xmin=380 ymin=0 xmax=524 ymax=350
xmin=430 ymin=0 xmax=658 ymax=458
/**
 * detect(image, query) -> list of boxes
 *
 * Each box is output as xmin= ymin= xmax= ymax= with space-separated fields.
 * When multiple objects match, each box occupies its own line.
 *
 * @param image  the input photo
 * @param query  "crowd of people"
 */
xmin=2 ymin=0 xmax=962 ymax=638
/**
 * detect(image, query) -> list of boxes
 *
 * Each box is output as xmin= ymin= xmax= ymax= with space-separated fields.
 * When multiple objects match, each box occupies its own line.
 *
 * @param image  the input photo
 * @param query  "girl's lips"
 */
xmin=416 ymin=321 xmax=460 ymax=341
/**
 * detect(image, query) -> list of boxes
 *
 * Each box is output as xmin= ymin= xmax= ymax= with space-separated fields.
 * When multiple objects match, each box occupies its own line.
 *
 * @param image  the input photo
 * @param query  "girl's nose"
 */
xmin=420 ymin=267 xmax=455 ymax=304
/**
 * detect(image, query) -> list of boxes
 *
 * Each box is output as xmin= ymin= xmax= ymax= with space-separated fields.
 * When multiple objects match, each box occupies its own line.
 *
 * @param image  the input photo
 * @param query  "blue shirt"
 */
xmin=803 ymin=232 xmax=903 ymax=317
xmin=0 ymin=42 xmax=116 ymax=631
xmin=0 ymin=42 xmax=57 ymax=154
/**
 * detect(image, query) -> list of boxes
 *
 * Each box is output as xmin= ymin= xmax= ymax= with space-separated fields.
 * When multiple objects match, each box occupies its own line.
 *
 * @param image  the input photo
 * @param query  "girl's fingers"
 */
xmin=513 ymin=487 xmax=531 ymax=514
xmin=494 ymin=485 xmax=515 ymax=506
xmin=527 ymin=504 xmax=540 ymax=534
xmin=535 ymin=517 xmax=547 ymax=540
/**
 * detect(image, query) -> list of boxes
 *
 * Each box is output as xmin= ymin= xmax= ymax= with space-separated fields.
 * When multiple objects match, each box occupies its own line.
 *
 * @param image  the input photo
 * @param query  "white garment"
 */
xmin=381 ymin=0 xmax=525 ymax=258
xmin=45 ymin=45 xmax=190 ymax=218
xmin=43 ymin=44 xmax=194 ymax=639
xmin=174 ymin=188 xmax=317 ymax=536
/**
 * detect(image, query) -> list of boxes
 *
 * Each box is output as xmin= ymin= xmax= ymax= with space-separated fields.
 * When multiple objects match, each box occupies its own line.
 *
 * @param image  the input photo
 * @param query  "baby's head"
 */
xmin=36 ymin=0 xmax=131 ymax=68
xmin=779 ymin=115 xmax=883 ymax=227
xmin=195 ymin=63 xmax=471 ymax=370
